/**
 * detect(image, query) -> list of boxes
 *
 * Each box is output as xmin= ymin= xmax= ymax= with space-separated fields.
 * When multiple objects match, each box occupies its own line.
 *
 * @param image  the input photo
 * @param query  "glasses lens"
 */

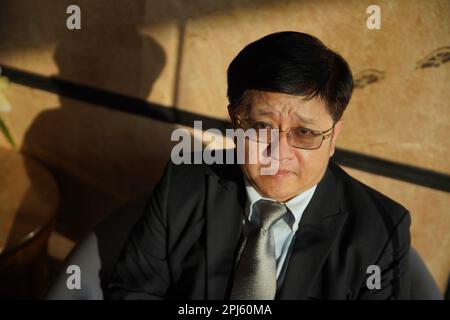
xmin=257 ymin=128 xmax=271 ymax=143
xmin=241 ymin=119 xmax=328 ymax=150
xmin=289 ymin=129 xmax=322 ymax=150
xmin=241 ymin=120 xmax=270 ymax=143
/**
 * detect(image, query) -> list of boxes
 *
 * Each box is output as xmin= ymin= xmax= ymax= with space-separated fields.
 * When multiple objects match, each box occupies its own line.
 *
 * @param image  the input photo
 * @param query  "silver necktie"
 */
xmin=230 ymin=199 xmax=287 ymax=300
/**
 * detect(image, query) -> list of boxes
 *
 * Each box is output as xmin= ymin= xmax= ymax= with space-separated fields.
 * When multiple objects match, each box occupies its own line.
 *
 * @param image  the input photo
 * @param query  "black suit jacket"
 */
xmin=107 ymin=158 xmax=411 ymax=299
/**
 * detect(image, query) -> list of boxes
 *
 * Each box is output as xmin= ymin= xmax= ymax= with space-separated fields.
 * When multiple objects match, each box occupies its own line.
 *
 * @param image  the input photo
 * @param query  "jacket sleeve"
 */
xmin=106 ymin=161 xmax=173 ymax=300
xmin=357 ymin=210 xmax=411 ymax=300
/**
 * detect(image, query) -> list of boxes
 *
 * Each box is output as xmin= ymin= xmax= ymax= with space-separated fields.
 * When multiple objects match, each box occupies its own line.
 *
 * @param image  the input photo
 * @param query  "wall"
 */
xmin=0 ymin=0 xmax=448 ymax=293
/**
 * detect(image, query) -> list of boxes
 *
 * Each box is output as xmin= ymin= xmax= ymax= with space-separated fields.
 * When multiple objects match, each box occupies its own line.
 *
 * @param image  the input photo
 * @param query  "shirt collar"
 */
xmin=244 ymin=176 xmax=317 ymax=232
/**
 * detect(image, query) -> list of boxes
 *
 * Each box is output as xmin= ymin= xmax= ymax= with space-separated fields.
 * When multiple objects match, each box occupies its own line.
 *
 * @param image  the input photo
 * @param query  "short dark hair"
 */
xmin=227 ymin=31 xmax=353 ymax=122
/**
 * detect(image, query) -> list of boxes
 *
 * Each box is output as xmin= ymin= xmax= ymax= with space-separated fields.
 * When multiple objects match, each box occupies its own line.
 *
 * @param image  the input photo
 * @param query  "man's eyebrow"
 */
xmin=293 ymin=113 xmax=317 ymax=125
xmin=256 ymin=109 xmax=317 ymax=125
xmin=256 ymin=110 xmax=274 ymax=116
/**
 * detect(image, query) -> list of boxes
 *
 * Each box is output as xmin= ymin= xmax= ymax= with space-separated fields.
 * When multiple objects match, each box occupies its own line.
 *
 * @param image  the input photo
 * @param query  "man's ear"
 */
xmin=329 ymin=119 xmax=344 ymax=158
xmin=228 ymin=105 xmax=236 ymax=127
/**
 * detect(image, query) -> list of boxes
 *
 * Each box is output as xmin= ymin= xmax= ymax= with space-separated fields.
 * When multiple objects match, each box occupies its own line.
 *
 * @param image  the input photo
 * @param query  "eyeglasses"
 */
xmin=236 ymin=117 xmax=335 ymax=150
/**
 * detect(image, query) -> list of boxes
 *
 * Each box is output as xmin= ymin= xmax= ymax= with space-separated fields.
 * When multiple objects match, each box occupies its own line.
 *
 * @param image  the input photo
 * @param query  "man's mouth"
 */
xmin=273 ymin=169 xmax=292 ymax=177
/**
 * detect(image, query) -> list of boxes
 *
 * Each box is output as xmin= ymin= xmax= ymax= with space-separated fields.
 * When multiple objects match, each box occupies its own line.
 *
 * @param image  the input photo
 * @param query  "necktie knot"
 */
xmin=254 ymin=199 xmax=287 ymax=231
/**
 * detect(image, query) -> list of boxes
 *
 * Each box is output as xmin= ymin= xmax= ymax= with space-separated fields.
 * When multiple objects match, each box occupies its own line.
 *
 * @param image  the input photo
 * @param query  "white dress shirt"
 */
xmin=244 ymin=177 xmax=317 ymax=279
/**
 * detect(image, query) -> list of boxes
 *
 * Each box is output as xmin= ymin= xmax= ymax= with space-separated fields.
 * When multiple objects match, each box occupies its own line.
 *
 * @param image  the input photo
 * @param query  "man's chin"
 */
xmin=255 ymin=180 xmax=299 ymax=202
xmin=260 ymin=191 xmax=294 ymax=203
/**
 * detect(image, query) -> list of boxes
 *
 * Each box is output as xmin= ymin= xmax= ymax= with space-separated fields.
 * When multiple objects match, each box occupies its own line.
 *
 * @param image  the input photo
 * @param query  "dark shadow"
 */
xmin=19 ymin=25 xmax=169 ymax=242
xmin=4 ymin=6 xmax=170 ymax=297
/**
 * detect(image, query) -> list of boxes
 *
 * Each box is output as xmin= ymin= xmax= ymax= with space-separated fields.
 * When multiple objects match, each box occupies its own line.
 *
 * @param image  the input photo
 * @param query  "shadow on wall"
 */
xmin=13 ymin=26 xmax=171 ymax=252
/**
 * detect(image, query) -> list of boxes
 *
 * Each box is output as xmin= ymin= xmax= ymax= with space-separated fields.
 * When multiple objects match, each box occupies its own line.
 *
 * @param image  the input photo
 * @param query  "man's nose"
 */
xmin=270 ymin=131 xmax=294 ymax=161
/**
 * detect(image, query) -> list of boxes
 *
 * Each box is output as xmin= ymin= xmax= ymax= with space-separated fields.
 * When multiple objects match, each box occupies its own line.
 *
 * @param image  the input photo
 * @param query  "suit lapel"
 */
xmin=277 ymin=164 xmax=348 ymax=299
xmin=205 ymin=163 xmax=246 ymax=299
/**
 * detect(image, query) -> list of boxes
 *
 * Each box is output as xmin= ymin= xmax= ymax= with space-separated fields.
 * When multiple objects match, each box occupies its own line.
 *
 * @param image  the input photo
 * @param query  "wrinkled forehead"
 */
xmin=244 ymin=90 xmax=332 ymax=124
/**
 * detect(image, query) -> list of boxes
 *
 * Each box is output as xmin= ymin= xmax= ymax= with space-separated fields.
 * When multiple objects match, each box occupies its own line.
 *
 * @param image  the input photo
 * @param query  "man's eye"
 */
xmin=252 ymin=122 xmax=271 ymax=130
xmin=295 ymin=127 xmax=314 ymax=136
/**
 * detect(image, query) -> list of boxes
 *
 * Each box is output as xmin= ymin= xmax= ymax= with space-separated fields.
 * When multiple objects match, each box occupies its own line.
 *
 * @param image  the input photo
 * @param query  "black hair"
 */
xmin=227 ymin=31 xmax=353 ymax=122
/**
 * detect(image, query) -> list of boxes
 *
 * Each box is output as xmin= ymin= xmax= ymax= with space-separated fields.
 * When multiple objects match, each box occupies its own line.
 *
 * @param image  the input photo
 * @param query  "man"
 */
xmin=107 ymin=31 xmax=411 ymax=299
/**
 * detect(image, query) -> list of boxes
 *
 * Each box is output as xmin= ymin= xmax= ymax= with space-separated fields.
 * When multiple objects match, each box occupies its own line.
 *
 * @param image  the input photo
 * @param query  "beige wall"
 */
xmin=0 ymin=0 xmax=449 ymax=292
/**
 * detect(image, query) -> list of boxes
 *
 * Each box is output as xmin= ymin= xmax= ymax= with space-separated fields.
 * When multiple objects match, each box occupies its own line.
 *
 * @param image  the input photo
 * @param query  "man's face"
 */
xmin=230 ymin=90 xmax=344 ymax=202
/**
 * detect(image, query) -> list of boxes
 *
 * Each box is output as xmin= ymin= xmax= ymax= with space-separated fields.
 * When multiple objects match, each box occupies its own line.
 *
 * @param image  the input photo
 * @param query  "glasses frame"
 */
xmin=235 ymin=115 xmax=335 ymax=150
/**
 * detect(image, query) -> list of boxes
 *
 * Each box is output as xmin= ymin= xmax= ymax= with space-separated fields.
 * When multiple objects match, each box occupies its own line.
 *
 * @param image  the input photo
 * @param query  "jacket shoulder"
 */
xmin=329 ymin=162 xmax=410 ymax=237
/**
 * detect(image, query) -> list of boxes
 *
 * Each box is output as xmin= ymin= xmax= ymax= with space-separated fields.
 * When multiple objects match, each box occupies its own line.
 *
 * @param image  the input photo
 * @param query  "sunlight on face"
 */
xmin=236 ymin=90 xmax=343 ymax=202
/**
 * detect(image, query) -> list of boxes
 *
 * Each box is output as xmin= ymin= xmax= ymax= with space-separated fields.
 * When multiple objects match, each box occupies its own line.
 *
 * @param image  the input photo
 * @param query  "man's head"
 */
xmin=227 ymin=31 xmax=353 ymax=202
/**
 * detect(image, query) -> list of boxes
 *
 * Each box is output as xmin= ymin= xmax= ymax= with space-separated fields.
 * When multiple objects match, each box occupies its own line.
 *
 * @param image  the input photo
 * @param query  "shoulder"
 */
xmin=329 ymin=161 xmax=410 ymax=239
